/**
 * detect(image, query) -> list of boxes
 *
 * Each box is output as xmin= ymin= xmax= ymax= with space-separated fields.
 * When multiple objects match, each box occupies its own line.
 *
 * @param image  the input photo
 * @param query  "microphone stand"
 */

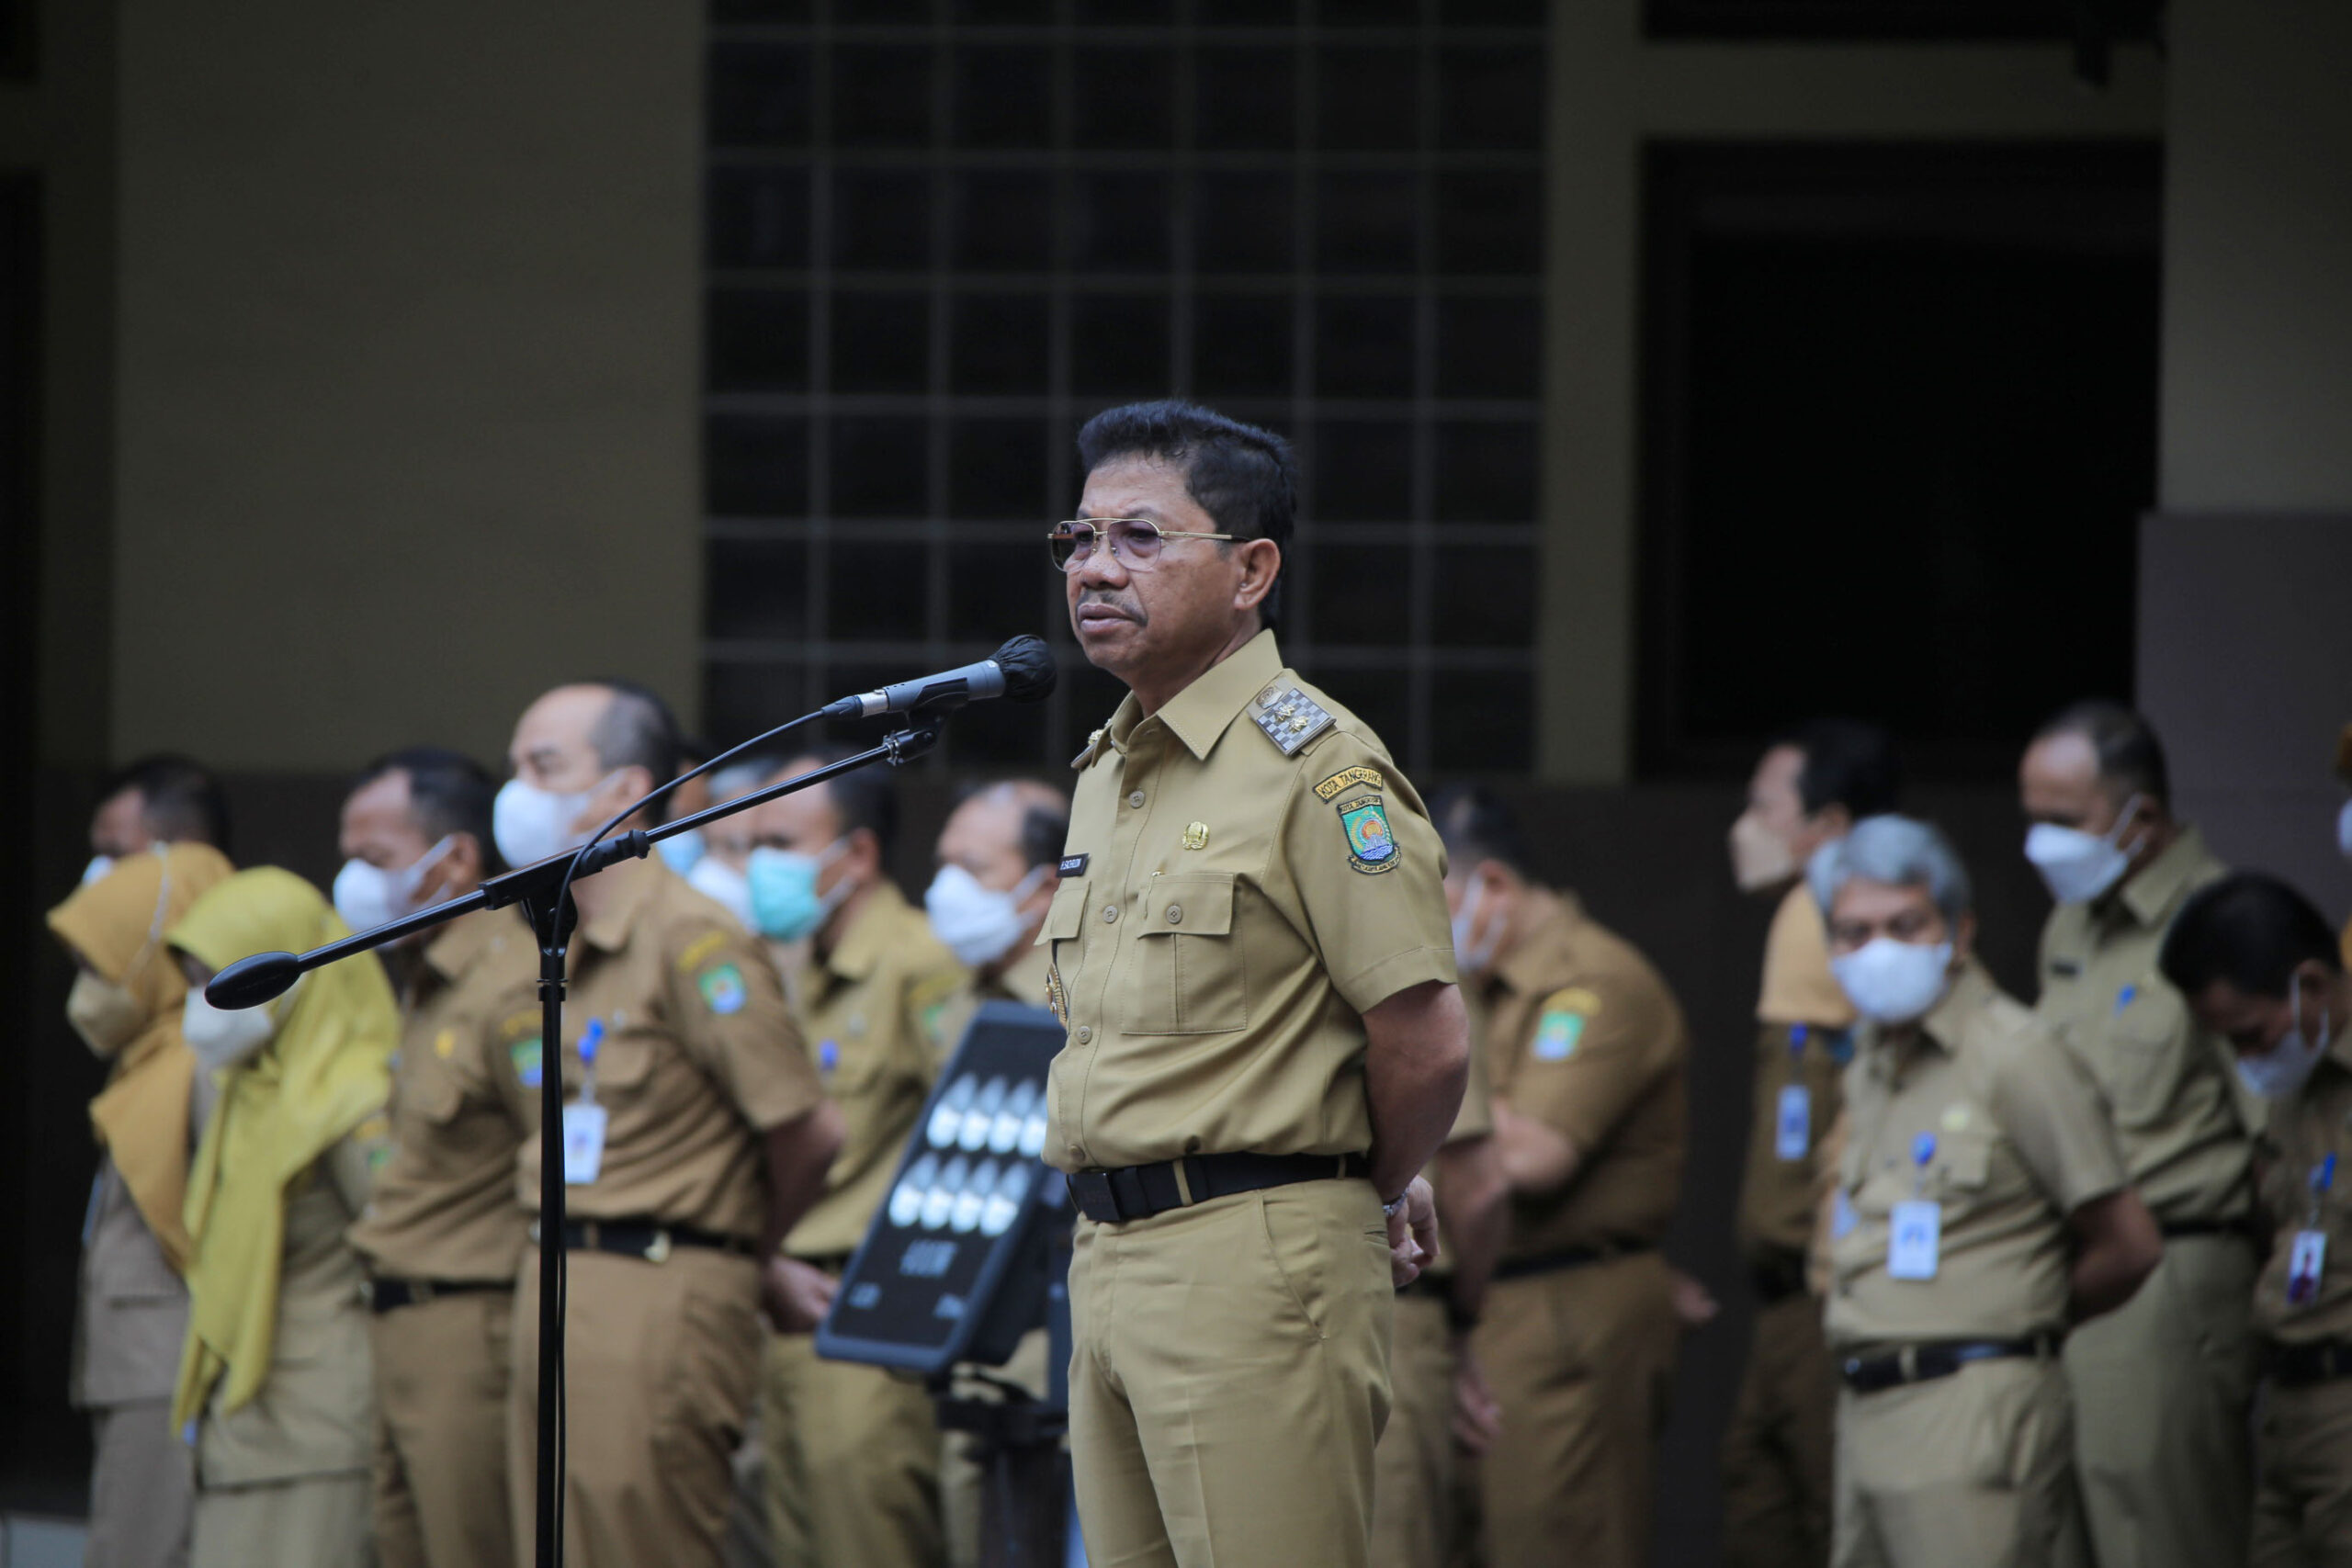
xmin=205 ymin=704 xmax=956 ymax=1568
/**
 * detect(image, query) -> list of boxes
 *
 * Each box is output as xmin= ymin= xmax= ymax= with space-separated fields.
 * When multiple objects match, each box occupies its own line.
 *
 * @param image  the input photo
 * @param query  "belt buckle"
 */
xmin=646 ymin=1228 xmax=673 ymax=1264
xmin=410 ymin=1280 xmax=435 ymax=1306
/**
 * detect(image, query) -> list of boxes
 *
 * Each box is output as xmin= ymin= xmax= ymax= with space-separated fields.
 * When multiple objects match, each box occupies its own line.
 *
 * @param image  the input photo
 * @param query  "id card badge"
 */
xmin=561 ymin=1102 xmax=608 ymax=1186
xmin=2288 ymin=1229 xmax=2328 ymax=1306
xmin=1888 ymin=1199 xmax=1941 ymax=1280
xmin=1774 ymin=1085 xmax=1811 ymax=1161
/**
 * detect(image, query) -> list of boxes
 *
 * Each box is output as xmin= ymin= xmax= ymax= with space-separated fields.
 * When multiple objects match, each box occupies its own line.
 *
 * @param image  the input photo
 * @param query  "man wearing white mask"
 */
xmin=750 ymin=747 xmax=967 ymax=1568
xmin=1817 ymin=815 xmax=2160 ymax=1568
xmin=2160 ymin=872 xmax=2352 ymax=1562
xmin=2018 ymin=701 xmax=2259 ymax=1568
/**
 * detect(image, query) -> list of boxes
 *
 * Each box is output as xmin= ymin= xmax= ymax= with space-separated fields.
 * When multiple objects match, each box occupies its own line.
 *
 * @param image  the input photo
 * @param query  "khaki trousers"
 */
xmin=2065 ymin=1235 xmax=2257 ymax=1568
xmin=1833 ymin=1356 xmax=2084 ymax=1568
xmin=2252 ymin=1375 xmax=2352 ymax=1567
xmin=86 ymin=1401 xmax=192 ymax=1568
xmin=1371 ymin=1292 xmax=1466 ymax=1568
xmin=1721 ymin=1289 xmax=1838 ymax=1568
xmin=761 ymin=1330 xmax=944 ymax=1568
xmin=944 ymin=1326 xmax=1052 ymax=1568
xmin=507 ymin=1245 xmax=763 ymax=1568
xmin=1470 ymin=1249 xmax=1679 ymax=1568
xmin=191 ymin=1475 xmax=373 ymax=1568
xmin=1068 ymin=1179 xmax=1394 ymax=1568
xmin=369 ymin=1290 xmax=514 ymax=1568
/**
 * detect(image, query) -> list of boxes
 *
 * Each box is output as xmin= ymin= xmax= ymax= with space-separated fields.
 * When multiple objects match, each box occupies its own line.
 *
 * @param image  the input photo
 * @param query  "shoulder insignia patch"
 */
xmin=1071 ymin=728 xmax=1107 ymax=770
xmin=698 ymin=963 xmax=748 ymax=1016
xmin=1532 ymin=1010 xmax=1586 ymax=1061
xmin=677 ymin=930 xmax=731 ymax=973
xmin=1250 ymin=684 xmax=1336 ymax=757
xmin=1542 ymin=987 xmax=1601 ymax=1016
xmin=1337 ymin=795 xmax=1400 ymax=874
xmin=1314 ymin=765 xmax=1385 ymax=802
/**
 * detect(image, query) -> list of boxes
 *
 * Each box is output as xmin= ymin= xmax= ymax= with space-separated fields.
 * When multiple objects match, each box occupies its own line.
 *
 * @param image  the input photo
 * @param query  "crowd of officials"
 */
xmin=41 ymin=400 xmax=2352 ymax=1568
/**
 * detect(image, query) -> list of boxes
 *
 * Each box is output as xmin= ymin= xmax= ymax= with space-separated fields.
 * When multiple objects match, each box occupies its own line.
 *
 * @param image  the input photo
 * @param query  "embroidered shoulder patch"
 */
xmin=511 ymin=1036 xmax=544 ymax=1089
xmin=1337 ymin=795 xmax=1400 ymax=874
xmin=698 ymin=963 xmax=747 ymax=1016
xmin=1315 ymin=765 xmax=1385 ymax=802
xmin=1532 ymin=1010 xmax=1586 ymax=1061
xmin=677 ymin=929 xmax=730 ymax=972
xmin=1250 ymin=685 xmax=1336 ymax=756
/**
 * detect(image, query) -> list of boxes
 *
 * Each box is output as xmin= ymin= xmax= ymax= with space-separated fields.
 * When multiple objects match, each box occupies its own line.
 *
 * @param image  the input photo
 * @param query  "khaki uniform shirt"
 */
xmin=1043 ymin=630 xmax=1457 ymax=1173
xmin=1741 ymin=884 xmax=1857 ymax=1264
xmin=934 ymin=937 xmax=1056 ymax=1058
xmin=1827 ymin=964 xmax=2128 ymax=1352
xmin=2254 ymin=1032 xmax=2352 ymax=1346
xmin=74 ymin=1155 xmax=188 ymax=1407
xmin=348 ymin=908 xmax=536 ymax=1283
xmin=785 ymin=882 xmax=967 ymax=1259
xmin=501 ymin=860 xmax=824 ymax=1241
xmin=2035 ymin=826 xmax=2254 ymax=1226
xmin=1477 ymin=889 xmax=1688 ymax=1260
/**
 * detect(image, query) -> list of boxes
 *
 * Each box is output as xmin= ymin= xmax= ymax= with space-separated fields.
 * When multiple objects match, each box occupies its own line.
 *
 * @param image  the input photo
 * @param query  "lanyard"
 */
xmin=2311 ymin=1152 xmax=2337 ymax=1227
xmin=1911 ymin=1132 xmax=1936 ymax=1199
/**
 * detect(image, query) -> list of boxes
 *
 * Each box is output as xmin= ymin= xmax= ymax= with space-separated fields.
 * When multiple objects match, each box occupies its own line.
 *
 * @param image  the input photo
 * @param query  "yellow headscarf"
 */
xmin=167 ymin=867 xmax=397 ymax=1428
xmin=46 ymin=842 xmax=236 ymax=1270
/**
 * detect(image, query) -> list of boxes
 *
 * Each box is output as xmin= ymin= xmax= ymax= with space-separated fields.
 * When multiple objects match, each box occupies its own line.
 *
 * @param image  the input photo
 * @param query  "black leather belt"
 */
xmin=1068 ymin=1152 xmax=1368 ymax=1224
xmin=1493 ymin=1240 xmax=1653 ymax=1281
xmin=2267 ymin=1340 xmax=2352 ymax=1389
xmin=1750 ymin=1251 xmax=1811 ymax=1306
xmin=532 ymin=1216 xmax=759 ymax=1262
xmin=2159 ymin=1217 xmax=2259 ymax=1246
xmin=1840 ymin=1335 xmax=2061 ymax=1394
xmin=364 ymin=1277 xmax=508 ymax=1315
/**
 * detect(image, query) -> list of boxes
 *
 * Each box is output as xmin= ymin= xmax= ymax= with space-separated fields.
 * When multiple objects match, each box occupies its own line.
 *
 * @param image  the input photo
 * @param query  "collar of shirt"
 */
xmin=818 ymin=878 xmax=912 ymax=988
xmin=1861 ymin=959 xmax=1994 ymax=1077
xmin=421 ymin=906 xmax=508 ymax=992
xmin=578 ymin=856 xmax=666 ymax=953
xmin=1093 ymin=628 xmax=1286 ymax=764
xmin=1488 ymin=886 xmax=1577 ymax=999
xmin=2111 ymin=822 xmax=2212 ymax=931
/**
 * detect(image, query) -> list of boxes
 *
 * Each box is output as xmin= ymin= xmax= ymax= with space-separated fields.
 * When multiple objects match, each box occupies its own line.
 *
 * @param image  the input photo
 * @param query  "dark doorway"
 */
xmin=1636 ymin=141 xmax=2164 ymax=780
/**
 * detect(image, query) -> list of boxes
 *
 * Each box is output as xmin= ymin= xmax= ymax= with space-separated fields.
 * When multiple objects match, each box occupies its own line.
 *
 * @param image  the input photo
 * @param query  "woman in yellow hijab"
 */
xmin=46 ymin=840 xmax=234 ymax=1568
xmin=166 ymin=867 xmax=398 ymax=1568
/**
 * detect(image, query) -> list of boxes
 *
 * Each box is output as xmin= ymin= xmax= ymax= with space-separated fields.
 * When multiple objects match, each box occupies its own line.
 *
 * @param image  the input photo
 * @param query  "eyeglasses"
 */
xmin=1047 ymin=518 xmax=1235 ymax=573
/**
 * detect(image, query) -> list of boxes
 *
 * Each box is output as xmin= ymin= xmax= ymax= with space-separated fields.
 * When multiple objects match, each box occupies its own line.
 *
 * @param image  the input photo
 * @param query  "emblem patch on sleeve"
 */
xmin=698 ymin=963 xmax=748 ymax=1016
xmin=1314 ymin=765 xmax=1385 ymax=802
xmin=1532 ymin=1010 xmax=1586 ymax=1060
xmin=1337 ymin=795 xmax=1400 ymax=874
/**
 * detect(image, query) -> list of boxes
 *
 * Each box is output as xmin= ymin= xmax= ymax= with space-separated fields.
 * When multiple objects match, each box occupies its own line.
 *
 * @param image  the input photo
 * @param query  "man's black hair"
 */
xmin=2033 ymin=700 xmax=2171 ymax=807
xmin=1429 ymin=784 xmax=1534 ymax=881
xmin=1020 ymin=803 xmax=1069 ymax=873
xmin=1075 ymin=399 xmax=1296 ymax=626
xmin=103 ymin=753 xmax=232 ymax=852
xmin=802 ymin=744 xmax=899 ymax=858
xmin=2158 ymin=872 xmax=2343 ymax=1001
xmin=1775 ymin=717 xmax=1903 ymax=820
xmin=351 ymin=747 xmax=505 ymax=874
xmin=579 ymin=680 xmax=682 ymax=792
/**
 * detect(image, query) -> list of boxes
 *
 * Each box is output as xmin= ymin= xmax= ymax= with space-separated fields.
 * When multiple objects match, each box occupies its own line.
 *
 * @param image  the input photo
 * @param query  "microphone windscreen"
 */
xmin=207 ymin=950 xmax=305 ymax=1010
xmin=991 ymin=636 xmax=1058 ymax=704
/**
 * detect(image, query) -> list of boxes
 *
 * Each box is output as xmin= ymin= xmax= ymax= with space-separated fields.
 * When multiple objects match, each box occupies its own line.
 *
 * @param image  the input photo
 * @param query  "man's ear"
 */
xmin=1232 ymin=539 xmax=1281 ymax=615
xmin=845 ymin=827 xmax=885 ymax=882
xmin=435 ymin=832 xmax=486 ymax=897
xmin=1951 ymin=910 xmax=1979 ymax=967
xmin=1813 ymin=802 xmax=1853 ymax=840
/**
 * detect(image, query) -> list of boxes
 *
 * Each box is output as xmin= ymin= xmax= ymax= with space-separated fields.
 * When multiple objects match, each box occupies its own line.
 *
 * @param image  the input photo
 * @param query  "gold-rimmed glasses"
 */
xmin=1047 ymin=517 xmax=1236 ymax=573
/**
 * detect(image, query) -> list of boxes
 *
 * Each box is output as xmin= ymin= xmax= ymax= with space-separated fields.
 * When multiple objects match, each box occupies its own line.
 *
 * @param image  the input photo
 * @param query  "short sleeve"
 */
xmin=668 ymin=921 xmax=824 ymax=1133
xmin=1280 ymin=732 xmax=1458 ymax=1015
xmin=1506 ymin=972 xmax=1680 ymax=1155
xmin=1987 ymin=1023 xmax=2128 ymax=1215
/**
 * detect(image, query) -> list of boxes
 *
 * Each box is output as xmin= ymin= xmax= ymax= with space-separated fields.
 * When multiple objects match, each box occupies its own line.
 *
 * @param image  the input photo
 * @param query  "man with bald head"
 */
xmin=2018 ymin=701 xmax=2258 ymax=1568
xmin=488 ymin=682 xmax=844 ymax=1568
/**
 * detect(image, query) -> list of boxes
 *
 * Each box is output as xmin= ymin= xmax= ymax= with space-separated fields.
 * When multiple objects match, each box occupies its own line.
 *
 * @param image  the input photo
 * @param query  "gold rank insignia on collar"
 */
xmin=1250 ymin=683 xmax=1335 ymax=756
xmin=1070 ymin=727 xmax=1107 ymax=770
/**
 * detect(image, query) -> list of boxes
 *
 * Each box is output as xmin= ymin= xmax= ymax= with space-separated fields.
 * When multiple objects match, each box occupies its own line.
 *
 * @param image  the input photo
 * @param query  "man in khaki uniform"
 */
xmin=1724 ymin=721 xmax=1901 ymax=1568
xmin=1816 ymin=816 xmax=2161 ymax=1568
xmin=2020 ymin=702 xmax=2260 ymax=1568
xmin=2161 ymin=873 xmax=2352 ymax=1564
xmin=1045 ymin=400 xmax=1466 ymax=1568
xmin=1431 ymin=785 xmax=1688 ymax=1568
xmin=488 ymin=682 xmax=845 ymax=1568
xmin=335 ymin=749 xmax=533 ymax=1568
xmin=749 ymin=753 xmax=967 ymax=1568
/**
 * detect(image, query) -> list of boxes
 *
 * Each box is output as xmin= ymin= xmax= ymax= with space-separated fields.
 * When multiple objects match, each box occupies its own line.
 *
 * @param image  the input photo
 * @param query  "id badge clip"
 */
xmin=562 ymin=1019 xmax=608 ymax=1187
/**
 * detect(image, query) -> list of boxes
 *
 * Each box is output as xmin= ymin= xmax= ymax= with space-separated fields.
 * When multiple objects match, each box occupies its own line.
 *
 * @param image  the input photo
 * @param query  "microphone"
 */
xmin=821 ymin=636 xmax=1057 ymax=719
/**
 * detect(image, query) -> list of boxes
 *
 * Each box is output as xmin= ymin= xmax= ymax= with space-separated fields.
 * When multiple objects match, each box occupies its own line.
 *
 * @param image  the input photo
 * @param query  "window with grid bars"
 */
xmin=702 ymin=0 xmax=1545 ymax=775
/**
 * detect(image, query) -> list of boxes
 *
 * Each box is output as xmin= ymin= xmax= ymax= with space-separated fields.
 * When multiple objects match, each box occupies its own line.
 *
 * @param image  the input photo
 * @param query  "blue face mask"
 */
xmin=655 ymin=829 xmax=707 ymax=877
xmin=747 ymin=840 xmax=850 ymax=942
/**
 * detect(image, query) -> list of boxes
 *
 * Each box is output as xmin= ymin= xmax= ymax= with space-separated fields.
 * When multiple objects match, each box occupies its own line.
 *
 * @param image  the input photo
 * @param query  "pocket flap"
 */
xmin=1937 ymin=1130 xmax=1992 ymax=1190
xmin=1135 ymin=873 xmax=1235 ymax=938
xmin=1042 ymin=878 xmax=1091 ymax=943
xmin=586 ymin=1027 xmax=659 ymax=1091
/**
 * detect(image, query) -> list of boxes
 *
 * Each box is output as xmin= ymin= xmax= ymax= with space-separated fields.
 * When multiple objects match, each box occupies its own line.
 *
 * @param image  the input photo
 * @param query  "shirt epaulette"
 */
xmin=1247 ymin=682 xmax=1335 ymax=757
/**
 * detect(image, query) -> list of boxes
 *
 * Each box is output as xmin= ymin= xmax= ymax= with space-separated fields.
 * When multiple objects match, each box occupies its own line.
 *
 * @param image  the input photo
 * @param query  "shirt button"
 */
xmin=1127 ymin=790 xmax=1146 ymax=809
xmin=1167 ymin=905 xmax=1182 ymax=924
xmin=1102 ymin=905 xmax=1119 ymax=923
xmin=1076 ymin=1024 xmax=1092 ymax=1043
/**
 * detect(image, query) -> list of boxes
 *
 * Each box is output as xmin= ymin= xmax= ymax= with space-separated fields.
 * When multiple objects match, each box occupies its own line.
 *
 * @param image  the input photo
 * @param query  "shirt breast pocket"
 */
xmin=395 ymin=1052 xmax=465 ymax=1127
xmin=588 ymin=1027 xmax=662 ymax=1108
xmin=1124 ymin=872 xmax=1248 ymax=1036
xmin=2105 ymin=985 xmax=2188 ymax=1126
xmin=1933 ymin=1130 xmax=1993 ymax=1194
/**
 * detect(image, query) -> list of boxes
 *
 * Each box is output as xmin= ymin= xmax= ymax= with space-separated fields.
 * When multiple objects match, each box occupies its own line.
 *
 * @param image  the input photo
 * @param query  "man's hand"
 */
xmin=1451 ymin=1341 xmax=1504 ymax=1456
xmin=1386 ymin=1175 xmax=1440 ymax=1286
xmin=1669 ymin=1268 xmax=1720 ymax=1332
xmin=763 ymin=1255 xmax=839 ymax=1334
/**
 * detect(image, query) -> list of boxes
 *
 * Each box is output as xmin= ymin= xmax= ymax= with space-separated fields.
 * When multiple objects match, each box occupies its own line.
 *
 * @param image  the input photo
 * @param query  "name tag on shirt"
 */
xmin=2289 ymin=1229 xmax=2328 ymax=1306
xmin=1888 ymin=1200 xmax=1940 ymax=1280
xmin=1775 ymin=1085 xmax=1811 ymax=1161
xmin=561 ymin=1102 xmax=608 ymax=1186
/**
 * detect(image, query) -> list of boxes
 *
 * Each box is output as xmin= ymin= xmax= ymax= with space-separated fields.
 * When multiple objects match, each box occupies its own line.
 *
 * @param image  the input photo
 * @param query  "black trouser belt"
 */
xmin=1839 ymin=1335 xmax=2061 ymax=1394
xmin=1069 ymin=1152 xmax=1369 ymax=1224
xmin=2267 ymin=1340 xmax=2352 ymax=1389
xmin=364 ymin=1277 xmax=509 ymax=1315
xmin=1493 ymin=1240 xmax=1654 ymax=1281
xmin=1750 ymin=1251 xmax=1811 ymax=1306
xmin=2159 ymin=1217 xmax=2258 ymax=1245
xmin=531 ymin=1216 xmax=759 ymax=1262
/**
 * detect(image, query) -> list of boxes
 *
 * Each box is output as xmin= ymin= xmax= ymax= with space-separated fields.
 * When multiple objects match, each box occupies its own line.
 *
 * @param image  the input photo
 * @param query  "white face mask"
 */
xmin=2237 ymin=972 xmax=2333 ymax=1102
xmin=182 ymin=987 xmax=281 ymax=1073
xmin=925 ymin=863 xmax=1047 ymax=969
xmin=81 ymin=853 xmax=115 ymax=888
xmin=1728 ymin=812 xmax=1798 ymax=894
xmin=493 ymin=775 xmax=612 ymax=869
xmin=1451 ymin=877 xmax=1501 ymax=976
xmin=1830 ymin=937 xmax=1955 ymax=1025
xmin=2023 ymin=794 xmax=2144 ymax=906
xmin=656 ymin=829 xmax=707 ymax=876
xmin=685 ymin=855 xmax=756 ymax=931
xmin=2335 ymin=799 xmax=2352 ymax=861
xmin=332 ymin=836 xmax=454 ymax=934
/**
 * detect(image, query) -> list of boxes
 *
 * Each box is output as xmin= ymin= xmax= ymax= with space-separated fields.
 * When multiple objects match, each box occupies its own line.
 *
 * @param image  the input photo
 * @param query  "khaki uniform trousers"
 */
xmin=86 ymin=1402 xmax=192 ymax=1568
xmin=1832 ymin=1356 xmax=2085 ymax=1568
xmin=761 ymin=1329 xmax=944 ymax=1568
xmin=1470 ymin=1249 xmax=1679 ymax=1568
xmin=2252 ymin=1376 xmax=2352 ymax=1567
xmin=507 ymin=1245 xmax=764 ymax=1568
xmin=944 ymin=1326 xmax=1052 ymax=1568
xmin=1069 ymin=1179 xmax=1394 ymax=1568
xmin=1722 ymin=1289 xmax=1838 ymax=1568
xmin=192 ymin=1475 xmax=373 ymax=1568
xmin=369 ymin=1291 xmax=514 ymax=1568
xmin=1372 ymin=1292 xmax=1468 ymax=1568
xmin=2064 ymin=1235 xmax=2257 ymax=1568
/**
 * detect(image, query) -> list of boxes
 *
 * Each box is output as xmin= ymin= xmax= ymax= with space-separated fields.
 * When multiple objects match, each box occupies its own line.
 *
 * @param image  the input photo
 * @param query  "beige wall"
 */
xmin=108 ymin=0 xmax=705 ymax=772
xmin=1538 ymin=4 xmax=2164 ymax=782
